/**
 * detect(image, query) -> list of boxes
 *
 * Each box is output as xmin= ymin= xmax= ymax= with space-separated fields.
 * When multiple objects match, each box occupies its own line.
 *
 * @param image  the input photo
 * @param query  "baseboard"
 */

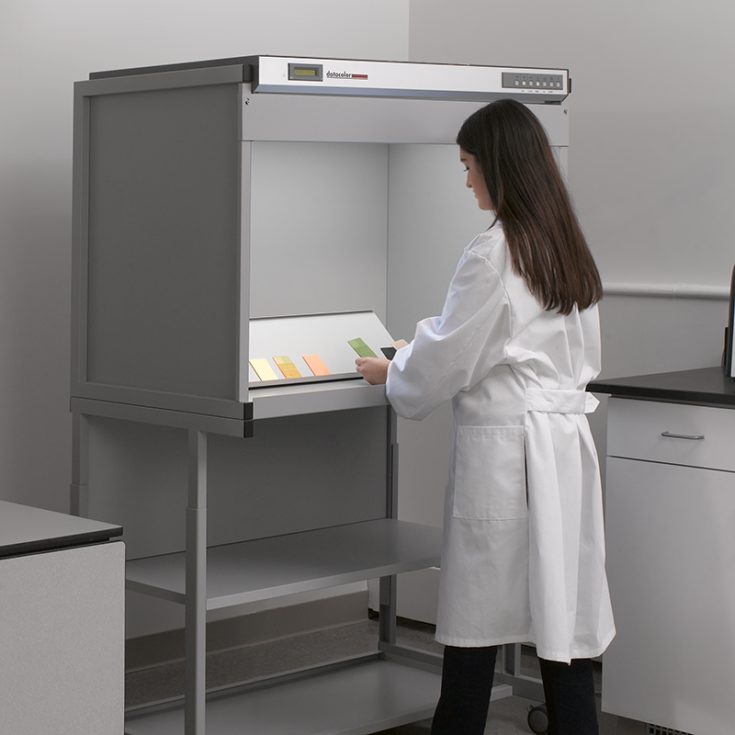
xmin=126 ymin=590 xmax=368 ymax=671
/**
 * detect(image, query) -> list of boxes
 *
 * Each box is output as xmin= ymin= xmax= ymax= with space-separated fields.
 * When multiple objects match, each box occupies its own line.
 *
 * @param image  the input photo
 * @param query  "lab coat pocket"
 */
xmin=453 ymin=425 xmax=527 ymax=520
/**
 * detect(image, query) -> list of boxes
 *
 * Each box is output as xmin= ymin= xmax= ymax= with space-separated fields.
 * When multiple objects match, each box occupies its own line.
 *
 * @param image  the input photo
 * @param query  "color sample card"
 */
xmin=249 ymin=358 xmax=279 ymax=381
xmin=273 ymin=355 xmax=302 ymax=379
xmin=303 ymin=354 xmax=330 ymax=376
xmin=348 ymin=337 xmax=377 ymax=358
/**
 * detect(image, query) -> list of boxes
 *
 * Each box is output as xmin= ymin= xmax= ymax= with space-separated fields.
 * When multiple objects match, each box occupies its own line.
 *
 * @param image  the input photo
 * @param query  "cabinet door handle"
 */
xmin=660 ymin=431 xmax=705 ymax=441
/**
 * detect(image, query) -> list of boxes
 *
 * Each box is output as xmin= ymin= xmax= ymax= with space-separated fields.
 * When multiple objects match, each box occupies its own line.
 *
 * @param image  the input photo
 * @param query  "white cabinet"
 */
xmin=602 ymin=397 xmax=735 ymax=735
xmin=0 ymin=502 xmax=124 ymax=735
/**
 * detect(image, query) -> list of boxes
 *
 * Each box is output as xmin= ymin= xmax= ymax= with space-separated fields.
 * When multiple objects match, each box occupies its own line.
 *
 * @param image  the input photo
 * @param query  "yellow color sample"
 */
xmin=273 ymin=355 xmax=302 ymax=379
xmin=249 ymin=359 xmax=279 ymax=381
xmin=303 ymin=354 xmax=330 ymax=376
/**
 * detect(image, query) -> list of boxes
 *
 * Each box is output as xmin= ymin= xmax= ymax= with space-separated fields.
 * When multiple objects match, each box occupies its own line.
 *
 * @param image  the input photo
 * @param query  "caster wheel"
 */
xmin=527 ymin=703 xmax=548 ymax=734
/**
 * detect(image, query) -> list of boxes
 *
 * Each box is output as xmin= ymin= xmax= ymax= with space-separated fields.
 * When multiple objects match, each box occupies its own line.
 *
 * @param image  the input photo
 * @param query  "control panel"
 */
xmin=502 ymin=72 xmax=565 ymax=91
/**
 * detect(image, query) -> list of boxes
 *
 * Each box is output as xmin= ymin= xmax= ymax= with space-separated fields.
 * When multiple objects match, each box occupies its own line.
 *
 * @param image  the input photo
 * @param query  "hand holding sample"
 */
xmin=355 ymin=356 xmax=390 ymax=385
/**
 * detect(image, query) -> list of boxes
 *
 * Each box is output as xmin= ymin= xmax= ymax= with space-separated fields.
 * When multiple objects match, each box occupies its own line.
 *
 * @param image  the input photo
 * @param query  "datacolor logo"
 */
xmin=326 ymin=70 xmax=368 ymax=80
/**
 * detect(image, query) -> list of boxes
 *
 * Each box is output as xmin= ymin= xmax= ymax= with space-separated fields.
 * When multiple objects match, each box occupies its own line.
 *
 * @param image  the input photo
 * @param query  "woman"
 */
xmin=356 ymin=99 xmax=615 ymax=734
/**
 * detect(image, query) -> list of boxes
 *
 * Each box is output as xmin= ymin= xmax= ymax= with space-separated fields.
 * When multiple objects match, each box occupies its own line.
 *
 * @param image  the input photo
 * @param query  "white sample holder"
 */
xmin=249 ymin=311 xmax=396 ymax=387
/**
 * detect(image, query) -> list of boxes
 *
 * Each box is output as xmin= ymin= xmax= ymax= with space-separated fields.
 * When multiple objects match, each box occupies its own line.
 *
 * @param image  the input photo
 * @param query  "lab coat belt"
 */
xmin=525 ymin=388 xmax=599 ymax=415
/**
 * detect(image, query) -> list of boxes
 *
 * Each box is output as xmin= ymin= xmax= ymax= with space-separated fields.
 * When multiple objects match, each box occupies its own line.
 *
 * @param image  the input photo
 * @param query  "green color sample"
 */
xmin=348 ymin=337 xmax=377 ymax=358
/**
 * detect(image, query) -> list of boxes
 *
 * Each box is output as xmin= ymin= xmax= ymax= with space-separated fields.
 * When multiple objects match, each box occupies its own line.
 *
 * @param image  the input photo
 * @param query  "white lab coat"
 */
xmin=386 ymin=223 xmax=615 ymax=663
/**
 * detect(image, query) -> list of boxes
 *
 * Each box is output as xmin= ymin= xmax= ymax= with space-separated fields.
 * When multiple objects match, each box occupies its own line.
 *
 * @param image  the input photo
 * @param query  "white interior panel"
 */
xmin=249 ymin=142 xmax=389 ymax=321
xmin=387 ymin=143 xmax=493 ymax=338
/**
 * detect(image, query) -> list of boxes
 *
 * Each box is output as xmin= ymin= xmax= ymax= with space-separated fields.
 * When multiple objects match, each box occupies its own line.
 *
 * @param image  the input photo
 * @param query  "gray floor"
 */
xmin=126 ymin=618 xmax=647 ymax=734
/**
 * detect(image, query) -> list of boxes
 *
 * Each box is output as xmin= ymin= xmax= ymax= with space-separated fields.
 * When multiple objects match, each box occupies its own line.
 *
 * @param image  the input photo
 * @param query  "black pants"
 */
xmin=430 ymin=645 xmax=599 ymax=735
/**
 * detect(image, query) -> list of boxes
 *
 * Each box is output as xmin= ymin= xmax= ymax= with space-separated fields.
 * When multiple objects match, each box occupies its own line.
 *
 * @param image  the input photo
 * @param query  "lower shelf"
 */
xmin=125 ymin=657 xmax=437 ymax=735
xmin=124 ymin=655 xmax=513 ymax=734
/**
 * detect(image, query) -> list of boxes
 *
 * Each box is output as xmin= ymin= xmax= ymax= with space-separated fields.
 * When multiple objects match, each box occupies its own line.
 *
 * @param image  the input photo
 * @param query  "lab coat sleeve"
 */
xmin=386 ymin=249 xmax=511 ymax=420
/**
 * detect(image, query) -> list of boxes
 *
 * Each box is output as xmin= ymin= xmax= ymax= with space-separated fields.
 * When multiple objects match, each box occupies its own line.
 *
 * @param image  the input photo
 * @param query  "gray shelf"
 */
xmin=126 ymin=519 xmax=442 ymax=610
xmin=124 ymin=656 xmax=512 ymax=735
xmin=124 ymin=657 xmax=440 ymax=735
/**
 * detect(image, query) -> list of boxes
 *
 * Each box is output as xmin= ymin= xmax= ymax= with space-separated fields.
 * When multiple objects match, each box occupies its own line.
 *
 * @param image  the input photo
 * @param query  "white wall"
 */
xmin=409 ymin=0 xmax=733 ymax=378
xmin=0 ymin=0 xmax=409 ymax=511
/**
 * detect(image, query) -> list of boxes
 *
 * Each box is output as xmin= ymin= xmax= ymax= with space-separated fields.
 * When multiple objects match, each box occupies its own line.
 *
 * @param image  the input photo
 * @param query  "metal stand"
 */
xmin=497 ymin=643 xmax=545 ymax=704
xmin=379 ymin=407 xmax=399 ymax=647
xmin=186 ymin=431 xmax=207 ymax=735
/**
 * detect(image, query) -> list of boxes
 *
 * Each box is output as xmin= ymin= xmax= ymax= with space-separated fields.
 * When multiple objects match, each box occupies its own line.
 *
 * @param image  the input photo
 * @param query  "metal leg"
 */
xmin=385 ymin=407 xmax=398 ymax=520
xmin=503 ymin=643 xmax=521 ymax=676
xmin=379 ymin=576 xmax=397 ymax=645
xmin=495 ymin=643 xmax=545 ymax=701
xmin=379 ymin=407 xmax=399 ymax=646
xmin=71 ymin=411 xmax=90 ymax=517
xmin=186 ymin=431 xmax=207 ymax=735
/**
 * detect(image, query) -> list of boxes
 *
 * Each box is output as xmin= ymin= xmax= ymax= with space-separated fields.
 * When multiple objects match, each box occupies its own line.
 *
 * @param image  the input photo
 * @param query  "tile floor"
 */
xmin=126 ymin=617 xmax=648 ymax=734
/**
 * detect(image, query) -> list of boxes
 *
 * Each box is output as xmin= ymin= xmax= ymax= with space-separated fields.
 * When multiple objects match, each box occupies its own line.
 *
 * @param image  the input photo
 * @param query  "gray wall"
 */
xmin=0 ymin=0 xmax=409 ymax=511
xmin=408 ymin=0 xmax=733 ymax=379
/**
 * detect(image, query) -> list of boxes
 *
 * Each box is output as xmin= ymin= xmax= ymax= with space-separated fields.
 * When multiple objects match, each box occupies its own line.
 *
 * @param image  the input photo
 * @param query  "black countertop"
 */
xmin=589 ymin=366 xmax=735 ymax=407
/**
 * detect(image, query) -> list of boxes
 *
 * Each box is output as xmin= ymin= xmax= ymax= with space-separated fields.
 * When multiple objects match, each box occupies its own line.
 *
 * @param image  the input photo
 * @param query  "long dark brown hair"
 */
xmin=456 ymin=99 xmax=602 ymax=314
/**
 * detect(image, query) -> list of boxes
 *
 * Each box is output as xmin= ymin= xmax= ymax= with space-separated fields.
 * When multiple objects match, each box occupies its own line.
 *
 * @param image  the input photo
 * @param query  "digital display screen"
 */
xmin=288 ymin=63 xmax=323 ymax=82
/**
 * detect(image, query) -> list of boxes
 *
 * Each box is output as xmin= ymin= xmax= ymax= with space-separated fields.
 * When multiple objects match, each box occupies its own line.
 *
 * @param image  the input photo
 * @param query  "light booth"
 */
xmin=71 ymin=55 xmax=571 ymax=735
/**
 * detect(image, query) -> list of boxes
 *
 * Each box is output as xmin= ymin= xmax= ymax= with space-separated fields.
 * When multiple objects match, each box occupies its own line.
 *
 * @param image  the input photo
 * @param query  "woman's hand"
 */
xmin=355 ymin=357 xmax=390 ymax=385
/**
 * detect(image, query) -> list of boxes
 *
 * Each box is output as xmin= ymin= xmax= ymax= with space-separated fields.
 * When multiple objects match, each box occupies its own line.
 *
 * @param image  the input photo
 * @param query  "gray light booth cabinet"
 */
xmin=71 ymin=56 xmax=571 ymax=735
